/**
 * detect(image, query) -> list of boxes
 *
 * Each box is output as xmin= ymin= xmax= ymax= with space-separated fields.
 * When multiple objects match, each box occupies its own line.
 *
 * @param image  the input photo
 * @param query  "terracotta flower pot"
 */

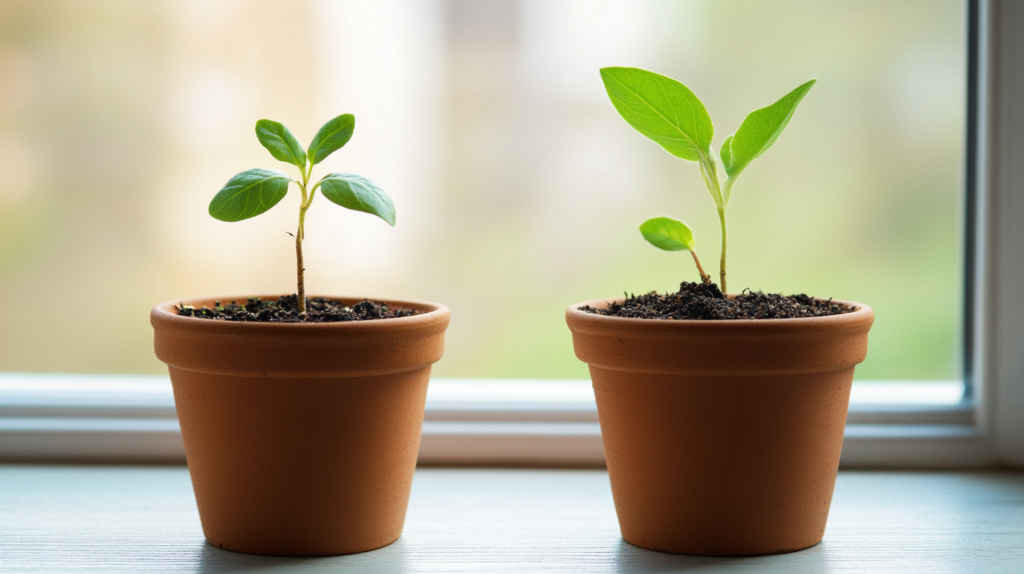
xmin=566 ymin=298 xmax=873 ymax=556
xmin=151 ymin=295 xmax=449 ymax=557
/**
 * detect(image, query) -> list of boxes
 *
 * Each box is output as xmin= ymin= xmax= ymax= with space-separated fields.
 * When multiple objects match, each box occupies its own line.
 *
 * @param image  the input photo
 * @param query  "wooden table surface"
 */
xmin=1 ymin=466 xmax=1023 ymax=573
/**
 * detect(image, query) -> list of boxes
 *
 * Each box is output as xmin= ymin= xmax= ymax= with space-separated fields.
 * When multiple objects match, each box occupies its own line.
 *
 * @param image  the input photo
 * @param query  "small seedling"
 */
xmin=601 ymin=67 xmax=815 ymax=294
xmin=208 ymin=114 xmax=395 ymax=317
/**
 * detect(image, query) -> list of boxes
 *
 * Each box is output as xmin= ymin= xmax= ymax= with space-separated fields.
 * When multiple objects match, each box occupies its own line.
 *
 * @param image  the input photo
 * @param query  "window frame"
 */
xmin=972 ymin=0 xmax=1024 ymax=467
xmin=1 ymin=0 xmax=1022 ymax=469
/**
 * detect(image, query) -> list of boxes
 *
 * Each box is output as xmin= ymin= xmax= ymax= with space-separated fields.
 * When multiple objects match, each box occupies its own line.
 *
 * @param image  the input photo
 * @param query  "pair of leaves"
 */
xmin=209 ymin=114 xmax=395 ymax=227
xmin=600 ymin=67 xmax=814 ymax=180
xmin=254 ymin=114 xmax=355 ymax=170
xmin=640 ymin=217 xmax=695 ymax=252
xmin=210 ymin=170 xmax=394 ymax=226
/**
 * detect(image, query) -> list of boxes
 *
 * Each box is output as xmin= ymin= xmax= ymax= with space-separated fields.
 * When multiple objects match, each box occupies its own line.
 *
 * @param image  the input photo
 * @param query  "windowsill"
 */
xmin=0 ymin=373 xmax=989 ymax=468
xmin=2 ymin=465 xmax=1022 ymax=572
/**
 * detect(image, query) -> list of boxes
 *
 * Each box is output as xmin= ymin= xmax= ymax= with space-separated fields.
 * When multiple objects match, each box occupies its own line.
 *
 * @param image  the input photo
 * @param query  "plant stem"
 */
xmin=698 ymin=152 xmax=728 ymax=293
xmin=690 ymin=250 xmax=711 ymax=286
xmin=296 ymin=205 xmax=307 ymax=316
xmin=717 ymin=206 xmax=728 ymax=294
xmin=295 ymin=163 xmax=314 ymax=317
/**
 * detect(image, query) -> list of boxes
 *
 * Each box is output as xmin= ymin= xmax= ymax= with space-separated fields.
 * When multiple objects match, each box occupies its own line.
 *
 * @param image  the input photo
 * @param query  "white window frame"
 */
xmin=1 ymin=0 xmax=1022 ymax=469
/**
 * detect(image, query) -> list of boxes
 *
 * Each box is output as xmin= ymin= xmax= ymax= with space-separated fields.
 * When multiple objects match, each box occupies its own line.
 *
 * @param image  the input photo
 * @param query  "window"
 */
xmin=2 ymin=0 xmax=1023 ymax=468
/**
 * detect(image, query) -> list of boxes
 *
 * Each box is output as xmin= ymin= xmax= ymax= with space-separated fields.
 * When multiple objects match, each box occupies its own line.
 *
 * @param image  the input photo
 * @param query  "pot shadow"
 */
xmin=613 ymin=540 xmax=730 ymax=573
xmin=612 ymin=539 xmax=834 ymax=573
xmin=193 ymin=539 xmax=410 ymax=574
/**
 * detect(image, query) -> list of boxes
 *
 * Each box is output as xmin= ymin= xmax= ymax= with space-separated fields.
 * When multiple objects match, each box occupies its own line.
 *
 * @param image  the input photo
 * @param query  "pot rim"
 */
xmin=567 ymin=296 xmax=873 ymax=334
xmin=151 ymin=294 xmax=450 ymax=336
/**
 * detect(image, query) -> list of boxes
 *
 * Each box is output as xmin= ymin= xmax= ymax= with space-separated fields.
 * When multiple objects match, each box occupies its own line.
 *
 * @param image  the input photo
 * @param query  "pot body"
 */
xmin=566 ymin=299 xmax=873 ymax=556
xmin=151 ymin=296 xmax=449 ymax=556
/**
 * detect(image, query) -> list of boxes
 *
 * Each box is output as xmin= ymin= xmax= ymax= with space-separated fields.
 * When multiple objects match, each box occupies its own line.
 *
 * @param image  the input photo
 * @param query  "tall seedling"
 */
xmin=208 ymin=114 xmax=395 ymax=317
xmin=600 ymin=68 xmax=814 ymax=294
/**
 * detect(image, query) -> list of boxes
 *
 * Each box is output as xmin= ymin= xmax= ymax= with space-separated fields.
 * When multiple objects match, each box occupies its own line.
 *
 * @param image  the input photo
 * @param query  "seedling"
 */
xmin=601 ymin=67 xmax=815 ymax=294
xmin=208 ymin=114 xmax=395 ymax=317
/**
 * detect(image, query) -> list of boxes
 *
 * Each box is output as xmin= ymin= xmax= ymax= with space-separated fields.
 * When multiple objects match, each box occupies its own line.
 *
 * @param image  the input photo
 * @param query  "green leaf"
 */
xmin=307 ymin=114 xmax=355 ymax=165
xmin=318 ymin=173 xmax=395 ymax=226
xmin=209 ymin=168 xmax=291 ymax=222
xmin=721 ymin=79 xmax=816 ymax=178
xmin=719 ymin=135 xmax=734 ymax=174
xmin=600 ymin=67 xmax=713 ymax=161
xmin=255 ymin=119 xmax=307 ymax=169
xmin=639 ymin=216 xmax=695 ymax=252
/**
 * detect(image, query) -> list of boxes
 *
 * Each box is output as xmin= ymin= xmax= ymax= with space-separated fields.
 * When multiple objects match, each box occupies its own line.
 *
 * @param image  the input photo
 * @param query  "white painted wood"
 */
xmin=980 ymin=0 xmax=1024 ymax=466
xmin=0 ymin=375 xmax=983 ymax=467
xmin=418 ymin=421 xmax=606 ymax=467
xmin=0 ymin=466 xmax=1022 ymax=573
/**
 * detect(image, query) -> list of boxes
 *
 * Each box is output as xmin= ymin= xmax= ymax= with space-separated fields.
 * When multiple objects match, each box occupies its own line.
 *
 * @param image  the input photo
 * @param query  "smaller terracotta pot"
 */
xmin=151 ymin=296 xmax=449 ymax=557
xmin=566 ymin=298 xmax=873 ymax=556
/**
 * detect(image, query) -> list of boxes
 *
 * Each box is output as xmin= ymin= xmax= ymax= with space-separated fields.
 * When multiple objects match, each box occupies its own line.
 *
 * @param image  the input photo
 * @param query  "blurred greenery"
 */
xmin=0 ymin=0 xmax=964 ymax=381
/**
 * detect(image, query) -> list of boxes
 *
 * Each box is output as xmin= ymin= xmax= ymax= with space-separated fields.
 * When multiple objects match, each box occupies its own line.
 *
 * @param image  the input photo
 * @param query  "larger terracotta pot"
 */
xmin=151 ymin=295 xmax=449 ymax=557
xmin=566 ymin=297 xmax=873 ymax=556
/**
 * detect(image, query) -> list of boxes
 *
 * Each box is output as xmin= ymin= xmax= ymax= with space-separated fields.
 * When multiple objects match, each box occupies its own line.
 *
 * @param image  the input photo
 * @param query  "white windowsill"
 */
xmin=0 ymin=373 xmax=987 ymax=468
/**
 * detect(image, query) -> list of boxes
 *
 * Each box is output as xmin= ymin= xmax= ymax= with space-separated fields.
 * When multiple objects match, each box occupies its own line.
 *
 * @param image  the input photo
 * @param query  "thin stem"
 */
xmin=296 ymin=199 xmax=309 ymax=316
xmin=689 ymin=249 xmax=711 ymax=286
xmin=301 ymin=159 xmax=312 ymax=188
xmin=295 ymin=161 xmax=314 ymax=318
xmin=697 ymin=151 xmax=728 ymax=292
xmin=295 ymin=219 xmax=305 ymax=316
xmin=309 ymin=176 xmax=325 ymax=196
xmin=304 ymin=183 xmax=318 ymax=210
xmin=717 ymin=206 xmax=728 ymax=294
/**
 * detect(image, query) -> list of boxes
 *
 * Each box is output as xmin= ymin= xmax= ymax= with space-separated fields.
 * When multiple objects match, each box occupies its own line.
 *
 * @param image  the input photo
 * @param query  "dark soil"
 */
xmin=176 ymin=295 xmax=418 ymax=323
xmin=581 ymin=282 xmax=856 ymax=320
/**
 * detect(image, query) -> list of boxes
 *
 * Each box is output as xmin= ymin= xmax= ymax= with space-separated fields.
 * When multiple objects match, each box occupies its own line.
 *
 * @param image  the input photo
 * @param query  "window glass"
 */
xmin=0 ymin=0 xmax=964 ymax=382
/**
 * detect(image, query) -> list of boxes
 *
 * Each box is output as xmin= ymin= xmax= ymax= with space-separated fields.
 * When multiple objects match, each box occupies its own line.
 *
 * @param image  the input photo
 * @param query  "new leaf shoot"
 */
xmin=601 ymin=68 xmax=814 ymax=293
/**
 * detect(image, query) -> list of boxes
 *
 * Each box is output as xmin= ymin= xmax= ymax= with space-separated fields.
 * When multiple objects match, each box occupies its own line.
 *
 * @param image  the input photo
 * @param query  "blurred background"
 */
xmin=0 ymin=0 xmax=965 ymax=381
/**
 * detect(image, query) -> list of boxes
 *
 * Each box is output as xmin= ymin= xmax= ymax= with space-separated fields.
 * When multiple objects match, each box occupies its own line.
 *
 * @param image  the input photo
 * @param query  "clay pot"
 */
xmin=151 ymin=295 xmax=449 ymax=556
xmin=566 ymin=298 xmax=873 ymax=556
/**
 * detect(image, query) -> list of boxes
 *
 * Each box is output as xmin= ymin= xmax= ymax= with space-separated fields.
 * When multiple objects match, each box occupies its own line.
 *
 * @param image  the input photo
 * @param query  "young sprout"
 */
xmin=208 ymin=115 xmax=395 ymax=317
xmin=600 ymin=67 xmax=815 ymax=293
xmin=639 ymin=217 xmax=711 ymax=286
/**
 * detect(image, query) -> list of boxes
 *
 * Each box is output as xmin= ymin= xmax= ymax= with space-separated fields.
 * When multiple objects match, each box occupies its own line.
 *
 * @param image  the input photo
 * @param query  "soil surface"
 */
xmin=581 ymin=282 xmax=856 ymax=320
xmin=176 ymin=295 xmax=418 ymax=323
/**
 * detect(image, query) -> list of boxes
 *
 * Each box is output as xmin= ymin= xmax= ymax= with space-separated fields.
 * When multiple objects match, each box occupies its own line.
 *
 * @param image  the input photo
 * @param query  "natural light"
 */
xmin=0 ymin=0 xmax=965 ymax=391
